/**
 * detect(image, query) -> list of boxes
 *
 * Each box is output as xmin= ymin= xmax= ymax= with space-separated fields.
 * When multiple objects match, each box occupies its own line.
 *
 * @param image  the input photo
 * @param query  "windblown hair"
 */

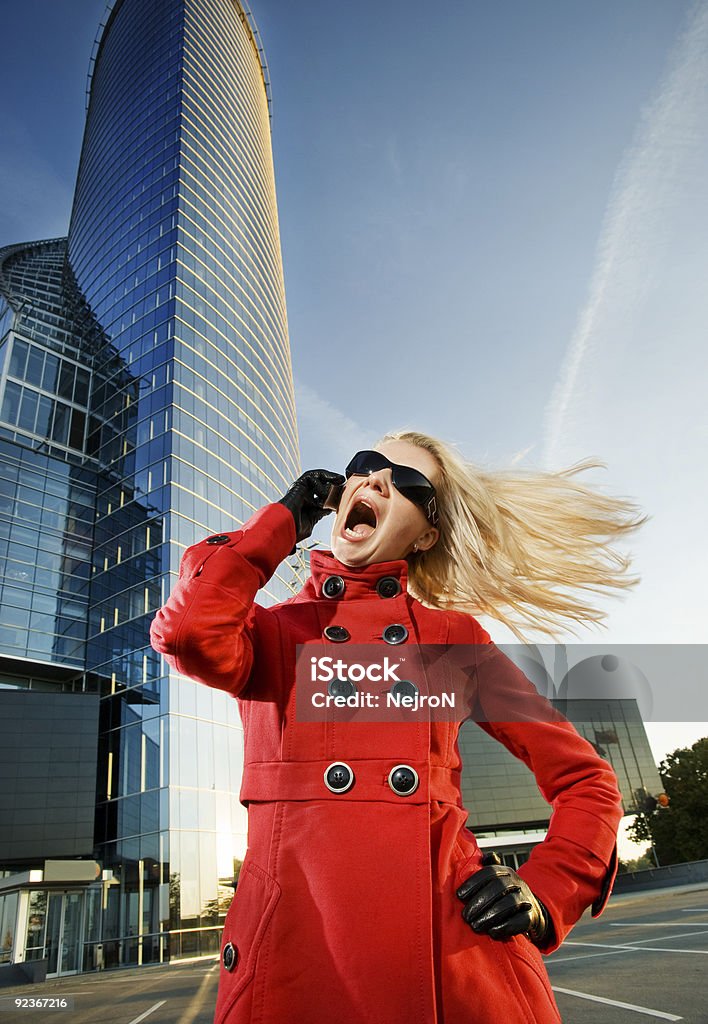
xmin=377 ymin=430 xmax=649 ymax=641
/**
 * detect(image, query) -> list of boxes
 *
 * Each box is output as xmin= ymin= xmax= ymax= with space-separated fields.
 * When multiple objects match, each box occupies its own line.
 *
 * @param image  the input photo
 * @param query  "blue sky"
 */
xmin=1 ymin=1 xmax=706 ymax=765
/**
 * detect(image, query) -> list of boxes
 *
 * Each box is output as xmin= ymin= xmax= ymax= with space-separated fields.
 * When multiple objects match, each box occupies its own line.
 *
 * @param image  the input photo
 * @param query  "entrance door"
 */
xmin=45 ymin=892 xmax=83 ymax=977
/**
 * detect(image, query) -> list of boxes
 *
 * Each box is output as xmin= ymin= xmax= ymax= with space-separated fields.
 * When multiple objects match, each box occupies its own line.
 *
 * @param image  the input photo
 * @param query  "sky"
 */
xmin=0 ymin=0 xmax=707 ymax=773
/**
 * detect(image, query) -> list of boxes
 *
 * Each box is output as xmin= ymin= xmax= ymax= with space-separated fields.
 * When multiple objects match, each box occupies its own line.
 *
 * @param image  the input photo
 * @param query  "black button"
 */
xmin=328 ymin=678 xmax=356 ymax=699
xmin=383 ymin=624 xmax=408 ymax=645
xmin=324 ymin=625 xmax=350 ymax=643
xmin=388 ymin=764 xmax=419 ymax=796
xmin=206 ymin=534 xmax=230 ymax=545
xmin=390 ymin=680 xmax=419 ymax=701
xmin=322 ymin=575 xmax=345 ymax=599
xmin=223 ymin=941 xmax=238 ymax=971
xmin=324 ymin=762 xmax=354 ymax=793
xmin=376 ymin=576 xmax=401 ymax=599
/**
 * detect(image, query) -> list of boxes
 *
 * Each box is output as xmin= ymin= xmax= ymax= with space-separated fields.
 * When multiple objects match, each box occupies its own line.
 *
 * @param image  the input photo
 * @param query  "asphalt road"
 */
xmin=547 ymin=885 xmax=708 ymax=1023
xmin=0 ymin=885 xmax=705 ymax=1023
xmin=0 ymin=959 xmax=220 ymax=1024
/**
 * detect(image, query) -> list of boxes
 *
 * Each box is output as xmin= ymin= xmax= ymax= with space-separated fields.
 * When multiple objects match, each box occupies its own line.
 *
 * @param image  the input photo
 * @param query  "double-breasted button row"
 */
xmin=322 ymin=575 xmax=345 ymax=599
xmin=323 ymin=625 xmax=350 ymax=643
xmin=388 ymin=765 xmax=419 ymax=795
xmin=327 ymin=678 xmax=356 ymax=699
xmin=376 ymin=576 xmax=401 ymax=599
xmin=322 ymin=624 xmax=409 ymax=644
xmin=327 ymin=679 xmax=418 ymax=700
xmin=382 ymin=624 xmax=408 ymax=645
xmin=320 ymin=576 xmax=402 ymax=599
xmin=223 ymin=941 xmax=238 ymax=971
xmin=324 ymin=762 xmax=354 ymax=793
xmin=390 ymin=680 xmax=419 ymax=700
xmin=323 ymin=762 xmax=420 ymax=796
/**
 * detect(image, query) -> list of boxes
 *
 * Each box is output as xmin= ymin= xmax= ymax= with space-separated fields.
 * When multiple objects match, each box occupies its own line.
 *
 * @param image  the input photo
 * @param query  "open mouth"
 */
xmin=343 ymin=499 xmax=378 ymax=540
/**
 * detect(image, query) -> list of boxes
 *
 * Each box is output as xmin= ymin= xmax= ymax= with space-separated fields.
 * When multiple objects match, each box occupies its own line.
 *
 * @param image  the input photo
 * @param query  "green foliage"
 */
xmin=617 ymin=854 xmax=654 ymax=874
xmin=627 ymin=738 xmax=708 ymax=865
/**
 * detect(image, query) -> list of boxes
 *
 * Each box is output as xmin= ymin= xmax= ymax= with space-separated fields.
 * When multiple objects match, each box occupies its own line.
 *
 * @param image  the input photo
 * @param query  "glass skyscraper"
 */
xmin=0 ymin=0 xmax=303 ymax=973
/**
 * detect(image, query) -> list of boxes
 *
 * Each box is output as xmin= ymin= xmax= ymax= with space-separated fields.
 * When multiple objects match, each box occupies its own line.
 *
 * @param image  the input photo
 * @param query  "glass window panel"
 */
xmin=69 ymin=409 xmax=86 ymax=450
xmin=36 ymin=395 xmax=53 ymax=437
xmin=25 ymin=347 xmax=44 ymax=388
xmin=18 ymin=389 xmax=39 ymax=432
xmin=51 ymin=403 xmax=70 ymax=446
xmin=25 ymin=891 xmax=46 ymax=959
xmin=74 ymin=368 xmax=90 ymax=406
xmin=1 ymin=381 xmax=21 ymax=425
xmin=9 ymin=339 xmax=29 ymax=379
xmin=42 ymin=354 xmax=60 ymax=392
xmin=57 ymin=363 xmax=75 ymax=401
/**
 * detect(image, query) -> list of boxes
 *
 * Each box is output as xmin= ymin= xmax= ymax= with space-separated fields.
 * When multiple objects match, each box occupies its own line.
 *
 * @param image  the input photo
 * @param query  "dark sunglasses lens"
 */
xmin=345 ymin=451 xmax=388 ymax=477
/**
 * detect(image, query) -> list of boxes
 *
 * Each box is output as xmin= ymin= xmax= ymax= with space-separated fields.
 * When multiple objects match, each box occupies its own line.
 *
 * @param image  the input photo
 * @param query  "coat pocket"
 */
xmin=214 ymin=860 xmax=281 ymax=1024
xmin=496 ymin=934 xmax=562 ymax=1024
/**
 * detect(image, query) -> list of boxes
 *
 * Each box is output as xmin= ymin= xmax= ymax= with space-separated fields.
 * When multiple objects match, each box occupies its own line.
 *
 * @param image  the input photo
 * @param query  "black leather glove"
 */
xmin=456 ymin=852 xmax=550 ymax=946
xmin=279 ymin=469 xmax=346 ymax=545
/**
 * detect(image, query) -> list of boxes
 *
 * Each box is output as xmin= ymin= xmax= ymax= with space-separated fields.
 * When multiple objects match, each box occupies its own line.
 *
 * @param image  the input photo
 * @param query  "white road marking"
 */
xmin=550 ymin=948 xmax=644 ymax=964
xmin=564 ymin=940 xmax=641 ymax=950
xmin=617 ymin=945 xmax=708 ymax=955
xmin=127 ymin=1001 xmax=167 ymax=1024
xmin=550 ymin=934 xmax=708 ymax=964
xmin=623 ymin=927 xmax=708 ymax=944
xmin=681 ymin=908 xmax=708 ymax=912
xmin=551 ymin=986 xmax=683 ymax=1020
xmin=610 ymin=922 xmax=708 ymax=927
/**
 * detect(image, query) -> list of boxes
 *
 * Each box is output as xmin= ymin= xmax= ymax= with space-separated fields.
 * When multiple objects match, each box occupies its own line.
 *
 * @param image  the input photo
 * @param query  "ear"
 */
xmin=416 ymin=526 xmax=439 ymax=552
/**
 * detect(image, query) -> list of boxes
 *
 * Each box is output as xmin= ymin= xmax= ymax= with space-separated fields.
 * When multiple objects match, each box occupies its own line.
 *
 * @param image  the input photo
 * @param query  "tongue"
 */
xmin=350 ymin=523 xmax=375 ymax=538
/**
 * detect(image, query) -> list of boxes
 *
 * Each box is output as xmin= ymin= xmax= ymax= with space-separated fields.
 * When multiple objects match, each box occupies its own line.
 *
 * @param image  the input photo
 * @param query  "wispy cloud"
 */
xmin=543 ymin=0 xmax=708 ymax=468
xmin=293 ymin=379 xmax=381 ymax=548
xmin=294 ymin=378 xmax=379 ymax=471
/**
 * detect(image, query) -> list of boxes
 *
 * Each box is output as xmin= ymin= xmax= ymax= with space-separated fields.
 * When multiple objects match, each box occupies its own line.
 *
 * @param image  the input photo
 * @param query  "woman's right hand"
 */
xmin=279 ymin=469 xmax=345 ymax=543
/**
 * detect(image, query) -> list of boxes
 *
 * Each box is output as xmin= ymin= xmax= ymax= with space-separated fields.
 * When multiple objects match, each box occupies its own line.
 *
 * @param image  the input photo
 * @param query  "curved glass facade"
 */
xmin=0 ymin=240 xmax=96 ymax=671
xmin=0 ymin=0 xmax=303 ymax=970
xmin=68 ymin=0 xmax=302 ymax=965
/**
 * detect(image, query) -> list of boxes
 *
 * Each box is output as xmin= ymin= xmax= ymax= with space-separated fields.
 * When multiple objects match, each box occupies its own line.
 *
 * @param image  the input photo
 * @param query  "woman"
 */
xmin=150 ymin=430 xmax=646 ymax=1024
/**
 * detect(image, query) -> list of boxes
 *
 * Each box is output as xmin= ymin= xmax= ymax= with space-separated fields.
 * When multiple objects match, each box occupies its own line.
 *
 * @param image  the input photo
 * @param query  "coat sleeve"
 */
xmin=149 ymin=503 xmax=296 ymax=695
xmin=470 ymin=629 xmax=623 ymax=953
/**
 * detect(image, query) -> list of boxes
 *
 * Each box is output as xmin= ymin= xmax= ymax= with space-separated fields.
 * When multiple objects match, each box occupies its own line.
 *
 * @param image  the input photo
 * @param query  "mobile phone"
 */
xmin=323 ymin=482 xmax=345 ymax=511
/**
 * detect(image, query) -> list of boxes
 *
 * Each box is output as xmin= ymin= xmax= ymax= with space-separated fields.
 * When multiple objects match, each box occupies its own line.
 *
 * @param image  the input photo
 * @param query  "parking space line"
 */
xmin=550 ymin=944 xmax=643 ymax=964
xmin=610 ymin=922 xmax=708 ymax=927
xmin=127 ymin=1001 xmax=167 ymax=1024
xmin=621 ymin=945 xmax=708 ymax=955
xmin=609 ymin=926 xmax=708 ymax=945
xmin=551 ymin=986 xmax=682 ymax=1020
xmin=565 ymin=941 xmax=640 ymax=949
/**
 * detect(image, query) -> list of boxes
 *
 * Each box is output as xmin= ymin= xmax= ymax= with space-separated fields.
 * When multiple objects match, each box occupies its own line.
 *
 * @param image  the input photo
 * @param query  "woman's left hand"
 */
xmin=457 ymin=853 xmax=550 ymax=945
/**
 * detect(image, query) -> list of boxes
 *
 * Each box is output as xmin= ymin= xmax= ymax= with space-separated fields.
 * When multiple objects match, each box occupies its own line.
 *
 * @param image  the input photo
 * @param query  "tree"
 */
xmin=617 ymin=854 xmax=654 ymax=874
xmin=627 ymin=738 xmax=708 ymax=864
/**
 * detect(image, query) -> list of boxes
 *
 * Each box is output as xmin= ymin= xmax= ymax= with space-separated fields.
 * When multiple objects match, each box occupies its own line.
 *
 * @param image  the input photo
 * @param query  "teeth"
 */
xmin=344 ymin=525 xmax=372 ymax=540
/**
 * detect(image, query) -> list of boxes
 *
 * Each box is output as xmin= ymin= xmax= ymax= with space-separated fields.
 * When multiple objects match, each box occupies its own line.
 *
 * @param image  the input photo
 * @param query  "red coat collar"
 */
xmin=305 ymin=549 xmax=409 ymax=600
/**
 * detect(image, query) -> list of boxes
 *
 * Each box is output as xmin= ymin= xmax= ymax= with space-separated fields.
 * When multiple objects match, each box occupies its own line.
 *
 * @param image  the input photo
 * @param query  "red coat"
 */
xmin=150 ymin=503 xmax=623 ymax=1024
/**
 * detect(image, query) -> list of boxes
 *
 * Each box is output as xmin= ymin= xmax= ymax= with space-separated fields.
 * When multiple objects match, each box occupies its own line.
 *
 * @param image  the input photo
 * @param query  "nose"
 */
xmin=363 ymin=469 xmax=391 ymax=496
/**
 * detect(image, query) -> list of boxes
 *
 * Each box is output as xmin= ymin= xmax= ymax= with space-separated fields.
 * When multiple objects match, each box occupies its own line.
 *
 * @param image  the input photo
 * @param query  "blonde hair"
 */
xmin=377 ymin=430 xmax=649 ymax=641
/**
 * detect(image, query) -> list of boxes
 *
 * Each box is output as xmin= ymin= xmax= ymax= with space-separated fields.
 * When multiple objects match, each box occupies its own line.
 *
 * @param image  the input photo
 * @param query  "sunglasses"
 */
xmin=345 ymin=450 xmax=439 ymax=526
